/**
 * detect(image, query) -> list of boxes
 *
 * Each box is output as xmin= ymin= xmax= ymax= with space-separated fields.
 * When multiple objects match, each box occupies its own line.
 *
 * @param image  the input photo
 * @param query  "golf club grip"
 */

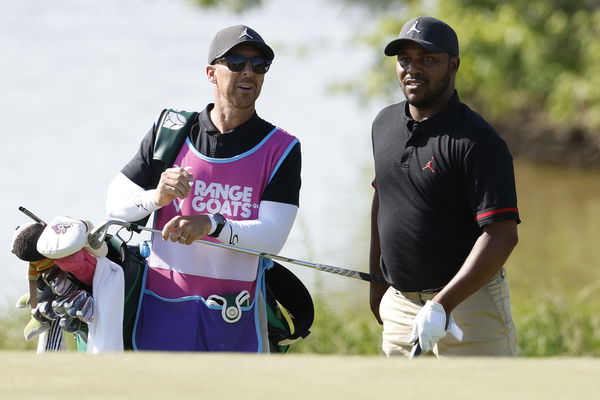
xmin=410 ymin=342 xmax=422 ymax=358
xmin=313 ymin=263 xmax=387 ymax=283
xmin=18 ymin=206 xmax=47 ymax=225
xmin=271 ymin=256 xmax=386 ymax=283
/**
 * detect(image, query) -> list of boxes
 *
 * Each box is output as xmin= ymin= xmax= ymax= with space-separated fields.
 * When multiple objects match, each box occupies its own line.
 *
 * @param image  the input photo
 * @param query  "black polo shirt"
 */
xmin=372 ymin=92 xmax=519 ymax=291
xmin=122 ymin=104 xmax=301 ymax=206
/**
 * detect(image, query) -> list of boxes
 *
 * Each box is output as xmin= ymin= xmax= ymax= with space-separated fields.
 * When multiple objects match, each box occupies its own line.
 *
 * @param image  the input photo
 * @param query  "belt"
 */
xmin=394 ymin=268 xmax=506 ymax=295
xmin=414 ymin=286 xmax=444 ymax=294
xmin=394 ymin=285 xmax=444 ymax=295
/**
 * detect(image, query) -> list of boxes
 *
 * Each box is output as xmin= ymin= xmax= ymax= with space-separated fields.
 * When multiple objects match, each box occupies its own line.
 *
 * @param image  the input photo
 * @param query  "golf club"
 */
xmin=88 ymin=219 xmax=386 ymax=283
xmin=18 ymin=206 xmax=47 ymax=225
xmin=409 ymin=341 xmax=422 ymax=358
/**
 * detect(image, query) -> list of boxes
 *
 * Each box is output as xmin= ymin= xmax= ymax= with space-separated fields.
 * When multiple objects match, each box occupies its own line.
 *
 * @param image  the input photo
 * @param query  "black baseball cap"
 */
xmin=208 ymin=25 xmax=274 ymax=64
xmin=384 ymin=16 xmax=459 ymax=57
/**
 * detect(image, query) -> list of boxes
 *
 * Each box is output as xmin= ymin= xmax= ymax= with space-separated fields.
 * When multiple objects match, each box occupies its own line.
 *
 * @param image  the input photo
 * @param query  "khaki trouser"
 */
xmin=380 ymin=269 xmax=517 ymax=357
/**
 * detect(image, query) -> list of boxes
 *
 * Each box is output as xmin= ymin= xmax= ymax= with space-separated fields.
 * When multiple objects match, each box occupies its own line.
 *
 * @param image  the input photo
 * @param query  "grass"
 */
xmin=2 ymin=289 xmax=599 ymax=356
xmin=514 ymin=284 xmax=600 ymax=357
xmin=289 ymin=293 xmax=600 ymax=357
xmin=2 ymin=352 xmax=599 ymax=400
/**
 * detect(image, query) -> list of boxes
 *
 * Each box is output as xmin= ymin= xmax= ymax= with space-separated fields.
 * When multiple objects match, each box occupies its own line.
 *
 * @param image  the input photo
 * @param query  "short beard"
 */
xmin=403 ymin=66 xmax=452 ymax=109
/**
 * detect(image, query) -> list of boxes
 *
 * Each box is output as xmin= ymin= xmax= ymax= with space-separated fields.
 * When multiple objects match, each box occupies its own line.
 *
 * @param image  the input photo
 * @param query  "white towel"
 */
xmin=86 ymin=256 xmax=124 ymax=353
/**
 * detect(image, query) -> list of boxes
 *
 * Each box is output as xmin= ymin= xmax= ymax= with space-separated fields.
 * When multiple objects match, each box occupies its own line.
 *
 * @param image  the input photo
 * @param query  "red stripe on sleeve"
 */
xmin=476 ymin=208 xmax=519 ymax=220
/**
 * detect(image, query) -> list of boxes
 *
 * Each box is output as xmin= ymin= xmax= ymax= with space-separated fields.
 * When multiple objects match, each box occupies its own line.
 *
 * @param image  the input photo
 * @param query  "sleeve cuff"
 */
xmin=207 ymin=214 xmax=217 ymax=235
xmin=142 ymin=189 xmax=163 ymax=213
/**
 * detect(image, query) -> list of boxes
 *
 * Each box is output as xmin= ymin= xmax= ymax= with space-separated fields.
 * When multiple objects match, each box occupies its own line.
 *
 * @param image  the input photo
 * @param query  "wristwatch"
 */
xmin=208 ymin=213 xmax=227 ymax=238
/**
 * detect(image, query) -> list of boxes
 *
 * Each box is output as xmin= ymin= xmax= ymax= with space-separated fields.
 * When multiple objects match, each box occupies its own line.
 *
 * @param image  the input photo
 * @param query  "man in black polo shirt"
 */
xmin=104 ymin=25 xmax=301 ymax=352
xmin=370 ymin=16 xmax=519 ymax=357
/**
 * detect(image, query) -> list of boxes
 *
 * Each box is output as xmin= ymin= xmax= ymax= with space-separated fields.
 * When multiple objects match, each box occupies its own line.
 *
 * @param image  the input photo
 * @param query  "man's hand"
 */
xmin=162 ymin=215 xmax=212 ymax=245
xmin=369 ymin=191 xmax=388 ymax=325
xmin=408 ymin=300 xmax=463 ymax=353
xmin=370 ymin=283 xmax=388 ymax=325
xmin=154 ymin=167 xmax=193 ymax=207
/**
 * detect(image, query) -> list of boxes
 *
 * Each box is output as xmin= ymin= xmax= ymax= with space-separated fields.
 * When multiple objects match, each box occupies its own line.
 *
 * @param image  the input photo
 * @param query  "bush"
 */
xmin=3 ymin=293 xmax=599 ymax=356
xmin=289 ymin=296 xmax=381 ymax=355
xmin=290 ymin=293 xmax=600 ymax=357
xmin=0 ymin=310 xmax=36 ymax=351
xmin=513 ymin=289 xmax=600 ymax=357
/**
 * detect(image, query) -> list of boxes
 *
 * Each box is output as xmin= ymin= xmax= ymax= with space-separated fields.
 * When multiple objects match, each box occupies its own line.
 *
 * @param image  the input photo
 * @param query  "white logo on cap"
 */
xmin=239 ymin=27 xmax=254 ymax=39
xmin=407 ymin=20 xmax=421 ymax=34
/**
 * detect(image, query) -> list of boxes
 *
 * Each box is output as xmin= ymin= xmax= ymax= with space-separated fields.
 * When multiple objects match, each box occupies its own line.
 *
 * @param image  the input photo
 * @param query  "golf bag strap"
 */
xmin=152 ymin=109 xmax=199 ymax=167
xmin=134 ymin=109 xmax=198 ymax=228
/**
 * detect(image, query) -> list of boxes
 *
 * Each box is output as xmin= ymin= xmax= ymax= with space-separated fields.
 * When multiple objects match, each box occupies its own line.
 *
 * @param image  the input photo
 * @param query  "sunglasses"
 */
xmin=214 ymin=54 xmax=272 ymax=74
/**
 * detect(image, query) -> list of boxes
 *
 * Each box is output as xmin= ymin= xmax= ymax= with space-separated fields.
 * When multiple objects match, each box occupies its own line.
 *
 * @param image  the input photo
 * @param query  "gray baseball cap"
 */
xmin=208 ymin=25 xmax=274 ymax=64
xmin=384 ymin=16 xmax=459 ymax=57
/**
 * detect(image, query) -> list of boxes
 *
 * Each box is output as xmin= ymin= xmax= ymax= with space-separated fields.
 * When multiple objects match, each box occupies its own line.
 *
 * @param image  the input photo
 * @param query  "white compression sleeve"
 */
xmin=105 ymin=172 xmax=161 ymax=222
xmin=214 ymin=201 xmax=298 ymax=255
xmin=106 ymin=173 xmax=298 ymax=253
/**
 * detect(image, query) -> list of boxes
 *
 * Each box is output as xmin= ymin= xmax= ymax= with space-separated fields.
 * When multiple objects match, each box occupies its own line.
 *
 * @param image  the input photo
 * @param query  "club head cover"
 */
xmin=23 ymin=318 xmax=51 ymax=342
xmin=37 ymin=217 xmax=89 ymax=259
xmin=15 ymin=293 xmax=30 ymax=309
xmin=36 ymin=217 xmax=108 ymax=259
xmin=11 ymin=222 xmax=46 ymax=261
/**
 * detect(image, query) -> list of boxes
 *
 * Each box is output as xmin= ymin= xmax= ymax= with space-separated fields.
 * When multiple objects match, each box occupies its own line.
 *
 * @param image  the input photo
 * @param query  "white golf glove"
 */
xmin=409 ymin=300 xmax=463 ymax=353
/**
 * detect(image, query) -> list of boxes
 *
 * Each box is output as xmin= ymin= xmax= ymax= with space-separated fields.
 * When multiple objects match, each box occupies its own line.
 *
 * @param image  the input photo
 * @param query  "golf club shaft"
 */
xmin=409 ymin=342 xmax=422 ymax=358
xmin=18 ymin=206 xmax=47 ymax=225
xmin=129 ymin=223 xmax=386 ymax=283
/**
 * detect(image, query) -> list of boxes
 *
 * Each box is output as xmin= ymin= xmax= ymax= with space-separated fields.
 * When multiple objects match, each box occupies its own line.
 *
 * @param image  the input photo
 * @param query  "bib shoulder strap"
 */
xmin=152 ymin=109 xmax=199 ymax=167
xmin=134 ymin=109 xmax=197 ymax=228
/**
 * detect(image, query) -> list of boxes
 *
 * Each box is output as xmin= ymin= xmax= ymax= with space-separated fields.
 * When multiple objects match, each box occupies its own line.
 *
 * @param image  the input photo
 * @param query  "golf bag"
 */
xmin=264 ymin=262 xmax=313 ymax=353
xmin=103 ymin=234 xmax=145 ymax=350
xmin=103 ymin=233 xmax=313 ymax=352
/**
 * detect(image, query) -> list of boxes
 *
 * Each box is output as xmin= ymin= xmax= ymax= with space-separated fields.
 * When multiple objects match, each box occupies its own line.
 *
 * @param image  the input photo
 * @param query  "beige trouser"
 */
xmin=380 ymin=269 xmax=517 ymax=357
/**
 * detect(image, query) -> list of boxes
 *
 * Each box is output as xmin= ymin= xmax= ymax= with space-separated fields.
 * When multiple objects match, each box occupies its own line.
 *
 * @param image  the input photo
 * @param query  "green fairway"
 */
xmin=2 ymin=351 xmax=598 ymax=399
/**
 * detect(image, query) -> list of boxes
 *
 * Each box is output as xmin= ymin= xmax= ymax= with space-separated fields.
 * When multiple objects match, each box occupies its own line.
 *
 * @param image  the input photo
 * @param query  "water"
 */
xmin=0 ymin=0 xmax=383 ymax=310
xmin=507 ymin=161 xmax=600 ymax=303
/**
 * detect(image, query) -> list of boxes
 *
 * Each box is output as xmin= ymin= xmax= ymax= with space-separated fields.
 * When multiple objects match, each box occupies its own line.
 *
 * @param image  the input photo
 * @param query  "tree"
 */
xmin=192 ymin=0 xmax=262 ymax=13
xmin=359 ymin=1 xmax=600 ymax=151
xmin=193 ymin=0 xmax=600 ymax=165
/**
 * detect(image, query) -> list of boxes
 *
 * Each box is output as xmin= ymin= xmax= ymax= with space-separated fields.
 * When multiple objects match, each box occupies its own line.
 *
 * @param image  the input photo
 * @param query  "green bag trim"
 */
xmin=105 ymin=234 xmax=145 ymax=351
xmin=265 ymin=263 xmax=314 ymax=353
xmin=152 ymin=109 xmax=199 ymax=166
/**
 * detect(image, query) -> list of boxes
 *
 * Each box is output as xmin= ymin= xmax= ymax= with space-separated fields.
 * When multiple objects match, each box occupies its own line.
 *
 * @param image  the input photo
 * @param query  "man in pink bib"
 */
xmin=106 ymin=25 xmax=301 ymax=352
